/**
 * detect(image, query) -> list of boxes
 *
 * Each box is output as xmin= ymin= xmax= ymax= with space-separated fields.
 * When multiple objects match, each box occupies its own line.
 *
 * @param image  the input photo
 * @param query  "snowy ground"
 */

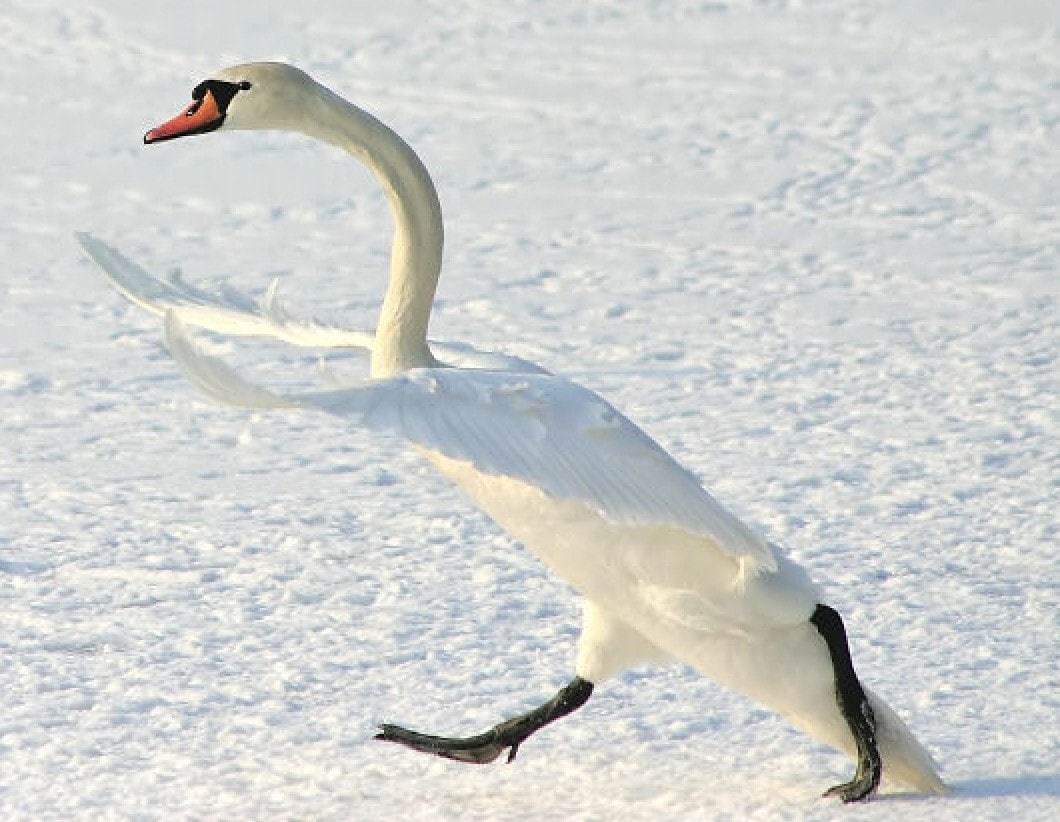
xmin=2 ymin=0 xmax=1058 ymax=818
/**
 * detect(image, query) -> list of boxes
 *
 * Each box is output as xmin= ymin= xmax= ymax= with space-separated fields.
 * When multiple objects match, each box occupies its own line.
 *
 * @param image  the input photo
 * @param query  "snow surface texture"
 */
xmin=3 ymin=0 xmax=1058 ymax=818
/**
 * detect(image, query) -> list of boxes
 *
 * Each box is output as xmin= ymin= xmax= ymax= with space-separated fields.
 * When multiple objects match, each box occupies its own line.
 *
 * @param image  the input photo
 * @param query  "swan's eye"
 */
xmin=192 ymin=79 xmax=254 ymax=115
xmin=182 ymin=80 xmax=211 ymax=116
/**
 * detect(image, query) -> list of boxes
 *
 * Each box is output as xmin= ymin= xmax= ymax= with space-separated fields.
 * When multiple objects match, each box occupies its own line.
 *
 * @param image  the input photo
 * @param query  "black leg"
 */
xmin=810 ymin=604 xmax=882 ymax=802
xmin=376 ymin=677 xmax=594 ymax=764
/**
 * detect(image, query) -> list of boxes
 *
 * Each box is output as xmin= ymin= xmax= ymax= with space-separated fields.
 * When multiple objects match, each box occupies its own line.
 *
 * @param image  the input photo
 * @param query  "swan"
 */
xmin=78 ymin=62 xmax=945 ymax=801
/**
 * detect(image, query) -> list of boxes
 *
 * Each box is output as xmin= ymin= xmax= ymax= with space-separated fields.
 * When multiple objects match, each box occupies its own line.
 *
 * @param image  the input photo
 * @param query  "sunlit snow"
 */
xmin=2 ymin=1 xmax=1057 ymax=819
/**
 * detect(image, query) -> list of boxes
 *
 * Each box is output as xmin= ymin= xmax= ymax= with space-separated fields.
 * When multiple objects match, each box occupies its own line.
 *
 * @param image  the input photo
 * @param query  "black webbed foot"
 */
xmin=376 ymin=716 xmax=534 ymax=764
xmin=823 ymin=769 xmax=879 ymax=803
xmin=376 ymin=677 xmax=594 ymax=765
xmin=821 ymin=694 xmax=882 ymax=802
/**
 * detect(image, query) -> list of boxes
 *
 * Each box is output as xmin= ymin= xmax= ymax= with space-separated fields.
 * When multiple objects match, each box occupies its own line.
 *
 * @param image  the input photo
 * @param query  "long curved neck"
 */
xmin=300 ymin=82 xmax=442 ymax=377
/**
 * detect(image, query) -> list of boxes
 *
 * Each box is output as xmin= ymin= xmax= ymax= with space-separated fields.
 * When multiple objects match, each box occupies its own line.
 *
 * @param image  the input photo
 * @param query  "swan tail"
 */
xmin=163 ymin=311 xmax=297 ymax=411
xmin=788 ymin=674 xmax=946 ymax=795
xmin=76 ymin=232 xmax=375 ymax=350
xmin=867 ymin=689 xmax=948 ymax=795
xmin=780 ymin=677 xmax=946 ymax=796
xmin=687 ymin=623 xmax=946 ymax=797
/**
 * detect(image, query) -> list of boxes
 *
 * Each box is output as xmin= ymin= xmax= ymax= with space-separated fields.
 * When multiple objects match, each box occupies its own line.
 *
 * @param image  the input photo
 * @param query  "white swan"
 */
xmin=78 ymin=62 xmax=945 ymax=801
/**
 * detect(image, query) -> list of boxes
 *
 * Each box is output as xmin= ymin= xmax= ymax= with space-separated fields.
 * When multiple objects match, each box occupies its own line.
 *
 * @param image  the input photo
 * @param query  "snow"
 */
xmin=2 ymin=0 xmax=1058 ymax=818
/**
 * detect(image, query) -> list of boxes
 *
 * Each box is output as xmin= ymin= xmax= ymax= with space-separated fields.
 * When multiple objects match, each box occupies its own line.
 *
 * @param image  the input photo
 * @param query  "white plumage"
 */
xmin=79 ymin=61 xmax=944 ymax=799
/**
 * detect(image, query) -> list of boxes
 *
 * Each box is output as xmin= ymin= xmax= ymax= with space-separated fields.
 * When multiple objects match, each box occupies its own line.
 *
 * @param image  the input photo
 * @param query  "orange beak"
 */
xmin=144 ymin=90 xmax=224 ymax=144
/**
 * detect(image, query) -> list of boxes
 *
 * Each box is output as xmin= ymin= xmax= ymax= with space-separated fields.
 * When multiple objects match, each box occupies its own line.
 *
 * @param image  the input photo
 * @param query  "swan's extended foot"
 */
xmin=810 ymin=604 xmax=882 ymax=803
xmin=376 ymin=677 xmax=593 ymax=764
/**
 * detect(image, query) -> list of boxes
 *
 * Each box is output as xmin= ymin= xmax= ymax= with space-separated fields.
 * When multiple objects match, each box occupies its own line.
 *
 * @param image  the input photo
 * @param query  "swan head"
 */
xmin=144 ymin=62 xmax=317 ymax=144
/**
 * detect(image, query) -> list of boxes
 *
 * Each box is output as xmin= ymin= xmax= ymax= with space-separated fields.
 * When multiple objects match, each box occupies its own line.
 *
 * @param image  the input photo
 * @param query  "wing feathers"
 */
xmin=81 ymin=233 xmax=777 ymax=574
xmin=161 ymin=315 xmax=776 ymax=572
xmin=79 ymin=233 xmax=547 ymax=373
xmin=163 ymin=312 xmax=296 ymax=410
xmin=77 ymin=232 xmax=376 ymax=349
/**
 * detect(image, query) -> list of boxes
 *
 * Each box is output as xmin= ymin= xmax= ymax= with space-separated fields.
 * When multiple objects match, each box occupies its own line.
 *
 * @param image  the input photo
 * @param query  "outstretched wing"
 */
xmin=165 ymin=313 xmax=777 ymax=573
xmin=77 ymin=232 xmax=375 ymax=348
xmin=78 ymin=233 xmax=547 ymax=374
xmin=81 ymin=231 xmax=774 ymax=571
